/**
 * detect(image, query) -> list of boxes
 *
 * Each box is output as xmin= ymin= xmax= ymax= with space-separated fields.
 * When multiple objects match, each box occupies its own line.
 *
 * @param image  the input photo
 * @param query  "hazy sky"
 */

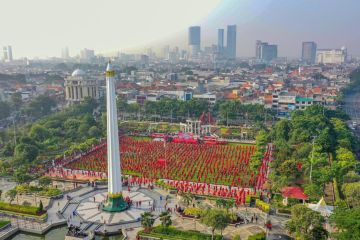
xmin=1 ymin=0 xmax=360 ymax=59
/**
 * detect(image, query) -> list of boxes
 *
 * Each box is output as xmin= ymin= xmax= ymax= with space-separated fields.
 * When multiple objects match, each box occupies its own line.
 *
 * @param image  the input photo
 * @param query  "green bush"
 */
xmin=39 ymin=188 xmax=62 ymax=197
xmin=277 ymin=208 xmax=291 ymax=214
xmin=184 ymin=208 xmax=202 ymax=217
xmin=255 ymin=200 xmax=270 ymax=213
xmin=0 ymin=201 xmax=43 ymax=215
xmin=15 ymin=184 xmax=62 ymax=197
xmin=155 ymin=180 xmax=177 ymax=191
xmin=140 ymin=226 xmax=222 ymax=240
xmin=233 ymin=234 xmax=241 ymax=240
xmin=248 ymin=232 xmax=266 ymax=240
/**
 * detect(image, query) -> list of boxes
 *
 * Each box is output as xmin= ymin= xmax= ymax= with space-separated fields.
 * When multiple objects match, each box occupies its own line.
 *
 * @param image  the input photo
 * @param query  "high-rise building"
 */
xmin=316 ymin=47 xmax=347 ymax=64
xmin=217 ymin=29 xmax=224 ymax=55
xmin=302 ymin=42 xmax=317 ymax=64
xmin=162 ymin=45 xmax=170 ymax=59
xmin=3 ymin=46 xmax=13 ymax=62
xmin=80 ymin=48 xmax=95 ymax=61
xmin=258 ymin=42 xmax=277 ymax=62
xmin=61 ymin=47 xmax=70 ymax=59
xmin=226 ymin=25 xmax=237 ymax=59
xmin=188 ymin=26 xmax=201 ymax=56
xmin=255 ymin=40 xmax=262 ymax=59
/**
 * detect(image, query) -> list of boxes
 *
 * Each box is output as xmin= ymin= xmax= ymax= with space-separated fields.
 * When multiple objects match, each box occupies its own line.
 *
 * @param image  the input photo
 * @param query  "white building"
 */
xmin=3 ymin=46 xmax=13 ymax=62
xmin=64 ymin=69 xmax=100 ymax=104
xmin=193 ymin=92 xmax=217 ymax=105
xmin=80 ymin=48 xmax=95 ymax=61
xmin=316 ymin=47 xmax=346 ymax=64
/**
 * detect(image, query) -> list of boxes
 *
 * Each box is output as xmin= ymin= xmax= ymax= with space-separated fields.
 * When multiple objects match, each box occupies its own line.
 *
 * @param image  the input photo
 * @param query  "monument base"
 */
xmin=103 ymin=195 xmax=129 ymax=212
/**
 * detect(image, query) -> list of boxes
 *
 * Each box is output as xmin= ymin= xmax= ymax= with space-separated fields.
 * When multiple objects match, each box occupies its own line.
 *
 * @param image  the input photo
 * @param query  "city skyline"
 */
xmin=1 ymin=0 xmax=360 ymax=59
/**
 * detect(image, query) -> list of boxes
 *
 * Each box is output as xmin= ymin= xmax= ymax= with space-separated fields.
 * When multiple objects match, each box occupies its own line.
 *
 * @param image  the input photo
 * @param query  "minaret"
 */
xmin=103 ymin=62 xmax=128 ymax=212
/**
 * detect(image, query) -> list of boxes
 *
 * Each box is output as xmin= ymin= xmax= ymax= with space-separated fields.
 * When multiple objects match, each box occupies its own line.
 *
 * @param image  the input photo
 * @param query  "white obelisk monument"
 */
xmin=104 ymin=62 xmax=128 ymax=212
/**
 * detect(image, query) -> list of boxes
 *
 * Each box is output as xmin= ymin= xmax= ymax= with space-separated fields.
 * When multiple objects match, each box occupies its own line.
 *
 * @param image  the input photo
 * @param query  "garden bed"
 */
xmin=0 ymin=202 xmax=45 ymax=217
xmin=15 ymin=185 xmax=62 ymax=197
xmin=139 ymin=226 xmax=222 ymax=240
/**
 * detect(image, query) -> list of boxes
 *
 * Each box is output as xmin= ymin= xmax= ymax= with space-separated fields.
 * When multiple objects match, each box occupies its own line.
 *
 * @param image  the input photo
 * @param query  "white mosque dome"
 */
xmin=71 ymin=69 xmax=86 ymax=77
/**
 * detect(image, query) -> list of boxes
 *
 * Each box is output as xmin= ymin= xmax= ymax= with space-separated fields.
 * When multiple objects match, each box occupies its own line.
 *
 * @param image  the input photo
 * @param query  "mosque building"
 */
xmin=64 ymin=69 xmax=101 ymax=104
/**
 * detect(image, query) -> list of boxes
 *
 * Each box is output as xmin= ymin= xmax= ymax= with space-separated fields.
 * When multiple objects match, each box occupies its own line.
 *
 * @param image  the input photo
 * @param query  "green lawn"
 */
xmin=0 ymin=220 xmax=10 ymax=228
xmin=227 ymin=142 xmax=255 ymax=147
xmin=129 ymin=136 xmax=153 ymax=141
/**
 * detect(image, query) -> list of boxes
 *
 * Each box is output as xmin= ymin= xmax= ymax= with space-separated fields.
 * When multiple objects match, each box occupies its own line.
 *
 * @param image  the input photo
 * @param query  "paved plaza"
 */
xmin=75 ymin=190 xmax=154 ymax=225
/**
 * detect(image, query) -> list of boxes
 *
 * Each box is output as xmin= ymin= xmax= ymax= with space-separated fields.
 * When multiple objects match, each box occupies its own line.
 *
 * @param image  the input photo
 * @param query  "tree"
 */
xmin=38 ymin=200 xmax=44 ymax=213
xmin=342 ymin=182 xmax=360 ymax=207
xmin=88 ymin=126 xmax=101 ymax=138
xmin=180 ymin=192 xmax=193 ymax=206
xmin=215 ymin=199 xmax=235 ymax=213
xmin=0 ymin=101 xmax=10 ymax=120
xmin=330 ymin=206 xmax=360 ymax=240
xmin=200 ymin=208 xmax=231 ymax=240
xmin=29 ymin=124 xmax=50 ymax=142
xmin=140 ymin=212 xmax=155 ymax=233
xmin=25 ymin=95 xmax=57 ymax=118
xmin=13 ymin=167 xmax=32 ymax=184
xmin=14 ymin=143 xmax=39 ymax=164
xmin=6 ymin=189 xmax=17 ymax=204
xmin=38 ymin=176 xmax=52 ymax=188
xmin=11 ymin=92 xmax=22 ymax=110
xmin=159 ymin=211 xmax=172 ymax=229
xmin=286 ymin=205 xmax=327 ymax=240
xmin=250 ymin=130 xmax=269 ymax=173
xmin=304 ymin=183 xmax=323 ymax=199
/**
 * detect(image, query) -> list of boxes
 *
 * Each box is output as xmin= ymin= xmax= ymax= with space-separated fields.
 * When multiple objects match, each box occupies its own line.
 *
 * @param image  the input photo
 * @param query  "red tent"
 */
xmin=281 ymin=186 xmax=308 ymax=200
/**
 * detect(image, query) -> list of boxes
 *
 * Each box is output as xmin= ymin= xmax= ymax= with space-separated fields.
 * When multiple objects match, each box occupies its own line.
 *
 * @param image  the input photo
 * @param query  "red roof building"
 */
xmin=281 ymin=186 xmax=308 ymax=200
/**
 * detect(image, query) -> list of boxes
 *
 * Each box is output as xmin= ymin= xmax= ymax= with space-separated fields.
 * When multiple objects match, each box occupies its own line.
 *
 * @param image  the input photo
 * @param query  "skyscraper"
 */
xmin=217 ymin=29 xmax=224 ymax=55
xmin=255 ymin=40 xmax=262 ymax=59
xmin=302 ymin=42 xmax=317 ymax=64
xmin=3 ymin=46 xmax=13 ymax=62
xmin=258 ymin=42 xmax=278 ymax=63
xmin=226 ymin=25 xmax=237 ymax=59
xmin=80 ymin=48 xmax=95 ymax=62
xmin=188 ymin=26 xmax=201 ymax=56
xmin=61 ymin=47 xmax=70 ymax=59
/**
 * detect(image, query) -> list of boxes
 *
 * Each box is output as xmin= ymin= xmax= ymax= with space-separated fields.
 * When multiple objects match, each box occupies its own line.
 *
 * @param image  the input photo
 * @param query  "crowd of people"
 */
xmin=46 ymin=136 xmax=273 ymax=205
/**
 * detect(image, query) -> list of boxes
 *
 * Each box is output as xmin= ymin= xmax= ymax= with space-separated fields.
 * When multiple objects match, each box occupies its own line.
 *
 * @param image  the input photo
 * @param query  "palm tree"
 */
xmin=140 ymin=212 xmax=155 ymax=233
xmin=180 ymin=192 xmax=193 ymax=206
xmin=159 ymin=211 xmax=172 ymax=229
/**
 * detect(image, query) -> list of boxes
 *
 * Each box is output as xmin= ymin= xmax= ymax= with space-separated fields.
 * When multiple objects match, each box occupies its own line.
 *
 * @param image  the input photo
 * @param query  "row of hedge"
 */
xmin=155 ymin=180 xmax=177 ymax=191
xmin=0 ymin=202 xmax=44 ymax=216
xmin=15 ymin=185 xmax=62 ymax=197
xmin=139 ymin=226 xmax=222 ymax=240
xmin=255 ymin=200 xmax=270 ymax=213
